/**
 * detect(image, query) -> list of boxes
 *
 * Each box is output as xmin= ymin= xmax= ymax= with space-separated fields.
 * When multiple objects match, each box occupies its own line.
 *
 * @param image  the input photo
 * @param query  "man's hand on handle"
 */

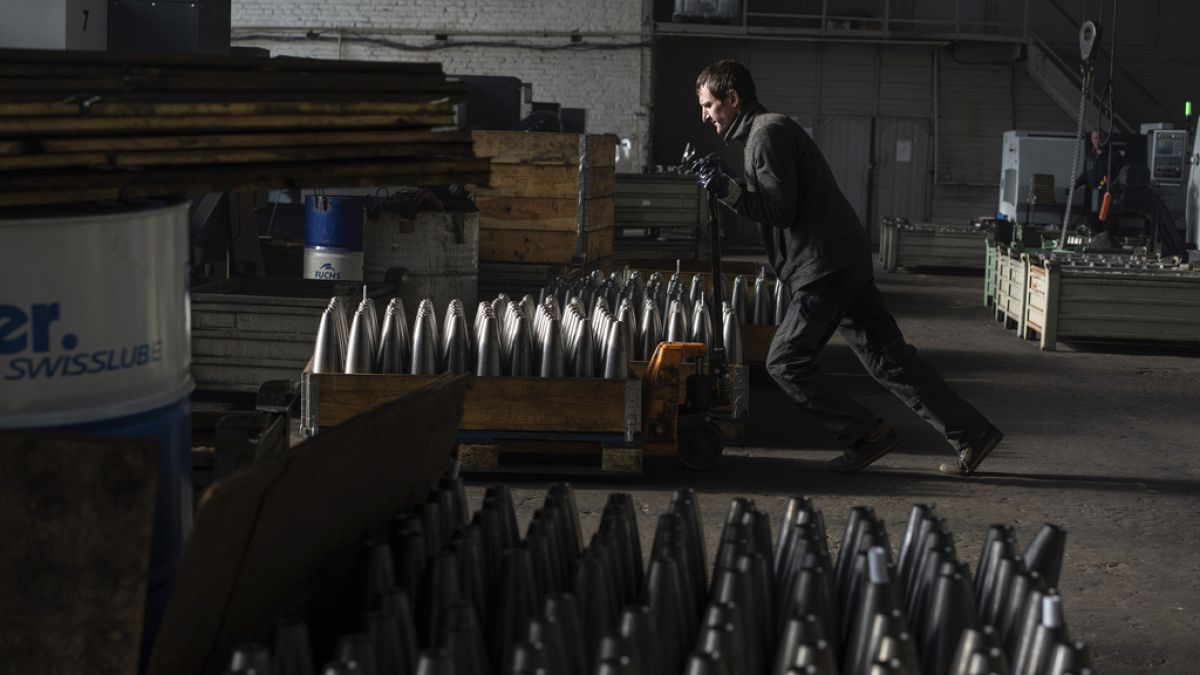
xmin=691 ymin=154 xmax=742 ymax=208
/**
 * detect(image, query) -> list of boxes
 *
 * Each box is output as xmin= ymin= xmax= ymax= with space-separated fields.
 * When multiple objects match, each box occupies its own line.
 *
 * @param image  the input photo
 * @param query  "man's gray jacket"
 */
xmin=724 ymin=101 xmax=872 ymax=290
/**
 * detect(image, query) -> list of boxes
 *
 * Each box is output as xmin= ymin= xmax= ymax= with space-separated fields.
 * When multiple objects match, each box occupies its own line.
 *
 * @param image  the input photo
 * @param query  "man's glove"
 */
xmin=690 ymin=154 xmax=742 ymax=207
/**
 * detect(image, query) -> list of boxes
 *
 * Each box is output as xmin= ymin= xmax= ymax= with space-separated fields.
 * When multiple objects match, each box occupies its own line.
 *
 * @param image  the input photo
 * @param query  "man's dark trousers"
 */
xmin=766 ymin=267 xmax=991 ymax=449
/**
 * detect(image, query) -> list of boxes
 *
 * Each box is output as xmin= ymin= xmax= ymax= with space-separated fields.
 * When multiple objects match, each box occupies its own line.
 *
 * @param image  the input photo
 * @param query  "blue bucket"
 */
xmin=0 ymin=200 xmax=193 ymax=658
xmin=304 ymin=195 xmax=366 ymax=280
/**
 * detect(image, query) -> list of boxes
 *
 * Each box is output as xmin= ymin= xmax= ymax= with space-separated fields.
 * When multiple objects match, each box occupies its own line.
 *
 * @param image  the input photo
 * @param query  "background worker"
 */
xmin=1072 ymin=128 xmax=1123 ymax=248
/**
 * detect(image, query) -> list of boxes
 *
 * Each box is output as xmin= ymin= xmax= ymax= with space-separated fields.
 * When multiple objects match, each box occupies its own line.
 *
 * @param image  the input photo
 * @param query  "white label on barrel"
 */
xmin=0 ymin=203 xmax=193 ymax=426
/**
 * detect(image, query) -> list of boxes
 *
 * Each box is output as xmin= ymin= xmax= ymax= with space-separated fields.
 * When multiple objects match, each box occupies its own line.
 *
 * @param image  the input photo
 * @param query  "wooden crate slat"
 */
xmin=93 ymin=100 xmax=450 ymax=117
xmin=0 ymin=47 xmax=446 ymax=75
xmin=0 ymin=100 xmax=452 ymax=118
xmin=0 ymin=151 xmax=109 ymax=171
xmin=0 ymin=72 xmax=460 ymax=94
xmin=471 ymin=130 xmax=616 ymax=167
xmin=315 ymin=373 xmax=629 ymax=433
xmin=36 ymin=128 xmax=471 ymax=153
xmin=0 ymin=170 xmax=490 ymax=209
xmin=109 ymin=143 xmax=474 ymax=168
xmin=0 ymin=113 xmax=454 ymax=137
xmin=474 ymin=164 xmax=614 ymax=199
xmin=479 ymin=226 xmax=612 ymax=265
xmin=477 ymin=196 xmax=613 ymax=232
xmin=0 ymin=49 xmax=480 ymax=209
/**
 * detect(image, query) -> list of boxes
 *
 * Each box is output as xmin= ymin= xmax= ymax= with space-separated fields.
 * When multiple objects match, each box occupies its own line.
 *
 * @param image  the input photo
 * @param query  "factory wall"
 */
xmin=230 ymin=0 xmax=655 ymax=168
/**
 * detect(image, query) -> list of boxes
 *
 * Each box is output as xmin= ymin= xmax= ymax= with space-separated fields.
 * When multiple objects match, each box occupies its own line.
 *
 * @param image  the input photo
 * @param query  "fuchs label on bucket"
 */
xmin=0 ymin=202 xmax=193 ymax=426
xmin=304 ymin=247 xmax=363 ymax=282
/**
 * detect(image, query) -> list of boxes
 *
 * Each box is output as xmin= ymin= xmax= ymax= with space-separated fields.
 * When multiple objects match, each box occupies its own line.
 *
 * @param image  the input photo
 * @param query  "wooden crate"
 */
xmin=1023 ymin=259 xmax=1200 ymax=351
xmin=301 ymin=370 xmax=644 ymax=472
xmin=879 ymin=220 xmax=989 ymax=272
xmin=471 ymin=131 xmax=616 ymax=267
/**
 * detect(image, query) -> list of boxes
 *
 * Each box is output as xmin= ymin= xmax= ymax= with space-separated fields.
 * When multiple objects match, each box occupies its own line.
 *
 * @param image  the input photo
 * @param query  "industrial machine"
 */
xmin=1145 ymin=127 xmax=1190 ymax=226
xmin=998 ymin=131 xmax=1084 ymax=224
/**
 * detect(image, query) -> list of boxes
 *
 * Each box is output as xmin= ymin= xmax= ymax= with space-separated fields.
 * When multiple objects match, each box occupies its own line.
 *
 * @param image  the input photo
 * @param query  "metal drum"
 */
xmin=0 ymin=199 xmax=193 ymax=653
xmin=304 ymin=195 xmax=366 ymax=281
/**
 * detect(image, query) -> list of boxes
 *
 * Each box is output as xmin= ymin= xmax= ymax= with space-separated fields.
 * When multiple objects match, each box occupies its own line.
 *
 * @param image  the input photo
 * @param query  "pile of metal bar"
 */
xmin=0 ymin=48 xmax=487 ymax=208
xmin=220 ymin=483 xmax=1090 ymax=675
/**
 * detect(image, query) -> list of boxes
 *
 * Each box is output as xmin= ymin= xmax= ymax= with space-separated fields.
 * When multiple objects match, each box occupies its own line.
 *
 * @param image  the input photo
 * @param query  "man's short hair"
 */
xmin=1092 ymin=129 xmax=1109 ymax=145
xmin=696 ymin=59 xmax=758 ymax=103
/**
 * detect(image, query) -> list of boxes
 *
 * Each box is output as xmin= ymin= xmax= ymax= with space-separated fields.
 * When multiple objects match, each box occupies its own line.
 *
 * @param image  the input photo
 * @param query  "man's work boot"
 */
xmin=828 ymin=419 xmax=898 ymax=473
xmin=938 ymin=424 xmax=1004 ymax=477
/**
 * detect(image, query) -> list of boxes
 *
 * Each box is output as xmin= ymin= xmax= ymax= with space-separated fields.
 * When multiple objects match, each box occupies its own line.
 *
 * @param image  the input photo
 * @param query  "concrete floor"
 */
xmin=465 ymin=262 xmax=1200 ymax=674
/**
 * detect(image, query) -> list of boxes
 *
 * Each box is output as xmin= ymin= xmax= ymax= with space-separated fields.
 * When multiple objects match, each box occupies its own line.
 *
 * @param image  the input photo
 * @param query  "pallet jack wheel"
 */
xmin=678 ymin=420 xmax=724 ymax=470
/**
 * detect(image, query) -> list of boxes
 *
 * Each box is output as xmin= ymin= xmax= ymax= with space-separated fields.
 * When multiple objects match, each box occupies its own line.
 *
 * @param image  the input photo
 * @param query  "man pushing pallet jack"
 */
xmin=688 ymin=59 xmax=1004 ymax=477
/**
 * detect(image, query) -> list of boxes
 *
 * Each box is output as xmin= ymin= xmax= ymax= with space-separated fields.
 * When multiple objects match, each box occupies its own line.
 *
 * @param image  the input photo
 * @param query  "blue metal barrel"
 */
xmin=304 ymin=195 xmax=366 ymax=281
xmin=0 ymin=200 xmax=194 ymax=658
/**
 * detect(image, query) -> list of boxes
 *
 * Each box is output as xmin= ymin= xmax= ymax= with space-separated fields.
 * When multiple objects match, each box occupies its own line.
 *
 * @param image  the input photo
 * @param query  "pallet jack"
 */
xmin=638 ymin=145 xmax=747 ymax=469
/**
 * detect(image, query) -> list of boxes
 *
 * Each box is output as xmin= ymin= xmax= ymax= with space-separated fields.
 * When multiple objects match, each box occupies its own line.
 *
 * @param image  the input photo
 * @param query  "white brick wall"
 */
xmin=232 ymin=0 xmax=652 ymax=166
xmin=233 ymin=0 xmax=644 ymax=34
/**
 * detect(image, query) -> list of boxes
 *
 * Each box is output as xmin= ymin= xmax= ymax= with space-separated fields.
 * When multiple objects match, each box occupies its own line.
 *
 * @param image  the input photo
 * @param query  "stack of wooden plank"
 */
xmin=470 ymin=131 xmax=616 ymax=272
xmin=0 ymin=48 xmax=489 ymax=208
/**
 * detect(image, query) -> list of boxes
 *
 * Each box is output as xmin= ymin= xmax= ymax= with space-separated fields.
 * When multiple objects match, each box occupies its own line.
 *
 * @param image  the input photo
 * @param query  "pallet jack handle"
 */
xmin=706 ymin=193 xmax=730 ymax=398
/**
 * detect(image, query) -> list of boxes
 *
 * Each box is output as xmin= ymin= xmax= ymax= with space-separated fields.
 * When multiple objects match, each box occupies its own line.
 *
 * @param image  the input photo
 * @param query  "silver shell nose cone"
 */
xmin=640 ymin=301 xmax=662 ymax=359
xmin=753 ymin=270 xmax=770 ymax=325
xmin=690 ymin=298 xmax=713 ymax=354
xmin=774 ymin=279 xmax=791 ymax=325
xmin=666 ymin=300 xmax=689 ymax=343
xmin=345 ymin=308 xmax=376 ymax=374
xmin=377 ymin=300 xmax=411 ymax=374
xmin=442 ymin=306 xmax=471 ymax=375
xmin=730 ymin=275 xmax=748 ymax=325
xmin=603 ymin=319 xmax=629 ymax=379
xmin=312 ymin=307 xmax=342 ymax=374
xmin=539 ymin=318 xmax=566 ymax=378
xmin=411 ymin=307 xmax=438 ymax=375
xmin=475 ymin=313 xmax=502 ymax=376
xmin=722 ymin=303 xmax=743 ymax=365
xmin=572 ymin=318 xmax=596 ymax=377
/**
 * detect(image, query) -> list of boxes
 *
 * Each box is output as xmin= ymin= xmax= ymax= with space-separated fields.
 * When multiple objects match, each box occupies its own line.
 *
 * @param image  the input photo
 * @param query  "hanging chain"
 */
xmin=1060 ymin=66 xmax=1093 ymax=248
